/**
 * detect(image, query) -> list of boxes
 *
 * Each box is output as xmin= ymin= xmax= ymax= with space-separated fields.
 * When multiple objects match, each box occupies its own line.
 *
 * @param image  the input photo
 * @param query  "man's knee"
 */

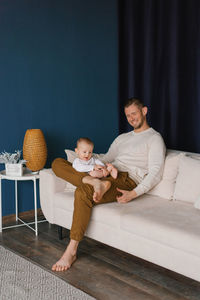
xmin=52 ymin=158 xmax=66 ymax=172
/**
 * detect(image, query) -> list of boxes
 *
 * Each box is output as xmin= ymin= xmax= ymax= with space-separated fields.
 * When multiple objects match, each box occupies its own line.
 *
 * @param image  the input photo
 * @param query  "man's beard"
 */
xmin=133 ymin=115 xmax=145 ymax=129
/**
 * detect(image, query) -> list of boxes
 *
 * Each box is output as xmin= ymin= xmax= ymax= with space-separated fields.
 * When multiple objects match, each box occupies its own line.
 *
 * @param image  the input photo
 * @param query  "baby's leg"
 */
xmin=106 ymin=163 xmax=118 ymax=179
xmin=82 ymin=176 xmax=111 ymax=202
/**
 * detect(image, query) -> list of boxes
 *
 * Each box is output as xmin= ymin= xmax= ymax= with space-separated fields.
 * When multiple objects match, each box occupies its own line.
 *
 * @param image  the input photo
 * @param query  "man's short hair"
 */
xmin=77 ymin=137 xmax=94 ymax=147
xmin=124 ymin=98 xmax=145 ymax=110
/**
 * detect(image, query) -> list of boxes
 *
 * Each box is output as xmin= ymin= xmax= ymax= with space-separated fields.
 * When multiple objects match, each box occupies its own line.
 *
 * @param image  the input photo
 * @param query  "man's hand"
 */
xmin=116 ymin=188 xmax=137 ymax=204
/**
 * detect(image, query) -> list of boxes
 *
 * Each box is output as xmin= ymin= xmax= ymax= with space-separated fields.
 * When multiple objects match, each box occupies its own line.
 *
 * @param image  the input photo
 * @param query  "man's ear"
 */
xmin=142 ymin=106 xmax=148 ymax=116
xmin=75 ymin=148 xmax=78 ymax=154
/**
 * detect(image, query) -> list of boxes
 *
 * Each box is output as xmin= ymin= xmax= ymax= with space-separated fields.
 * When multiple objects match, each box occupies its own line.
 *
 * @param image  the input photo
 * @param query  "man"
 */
xmin=51 ymin=98 xmax=166 ymax=271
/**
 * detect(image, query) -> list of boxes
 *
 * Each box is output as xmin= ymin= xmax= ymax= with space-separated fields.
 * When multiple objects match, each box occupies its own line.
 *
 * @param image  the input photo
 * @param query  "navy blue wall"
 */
xmin=0 ymin=0 xmax=118 ymax=216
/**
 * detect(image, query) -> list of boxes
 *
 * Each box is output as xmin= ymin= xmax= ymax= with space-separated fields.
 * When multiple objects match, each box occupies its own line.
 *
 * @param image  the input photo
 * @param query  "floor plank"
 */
xmin=1 ymin=219 xmax=200 ymax=300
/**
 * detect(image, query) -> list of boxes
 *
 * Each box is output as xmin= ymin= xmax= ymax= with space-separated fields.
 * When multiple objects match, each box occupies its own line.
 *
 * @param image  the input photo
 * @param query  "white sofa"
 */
xmin=39 ymin=149 xmax=200 ymax=282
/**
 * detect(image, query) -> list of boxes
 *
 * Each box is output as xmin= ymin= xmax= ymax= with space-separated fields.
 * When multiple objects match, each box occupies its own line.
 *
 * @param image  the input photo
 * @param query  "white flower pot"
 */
xmin=5 ymin=163 xmax=23 ymax=176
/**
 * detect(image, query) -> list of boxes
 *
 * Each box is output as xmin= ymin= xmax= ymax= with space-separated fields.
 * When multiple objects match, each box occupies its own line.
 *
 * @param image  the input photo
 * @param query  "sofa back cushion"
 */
xmin=173 ymin=154 xmax=200 ymax=203
xmin=65 ymin=149 xmax=77 ymax=163
xmin=147 ymin=151 xmax=183 ymax=200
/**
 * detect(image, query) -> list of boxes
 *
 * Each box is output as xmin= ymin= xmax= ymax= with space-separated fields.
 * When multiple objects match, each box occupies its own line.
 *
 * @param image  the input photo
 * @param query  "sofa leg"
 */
xmin=58 ymin=226 xmax=63 ymax=240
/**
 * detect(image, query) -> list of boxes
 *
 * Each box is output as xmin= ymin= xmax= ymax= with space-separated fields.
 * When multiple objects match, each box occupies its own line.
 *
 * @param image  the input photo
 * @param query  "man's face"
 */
xmin=125 ymin=104 xmax=147 ymax=130
xmin=75 ymin=142 xmax=93 ymax=161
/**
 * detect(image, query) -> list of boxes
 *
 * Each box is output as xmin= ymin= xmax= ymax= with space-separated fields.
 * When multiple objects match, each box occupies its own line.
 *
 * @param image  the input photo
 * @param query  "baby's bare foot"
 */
xmin=110 ymin=167 xmax=118 ymax=179
xmin=106 ymin=163 xmax=118 ymax=179
xmin=52 ymin=249 xmax=76 ymax=272
xmin=93 ymin=181 xmax=111 ymax=202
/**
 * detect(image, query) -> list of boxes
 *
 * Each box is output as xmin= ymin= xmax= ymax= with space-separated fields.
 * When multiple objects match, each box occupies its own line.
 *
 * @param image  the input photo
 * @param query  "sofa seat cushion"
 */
xmin=121 ymin=194 xmax=200 ymax=257
xmin=54 ymin=191 xmax=123 ymax=228
xmin=53 ymin=192 xmax=200 ymax=257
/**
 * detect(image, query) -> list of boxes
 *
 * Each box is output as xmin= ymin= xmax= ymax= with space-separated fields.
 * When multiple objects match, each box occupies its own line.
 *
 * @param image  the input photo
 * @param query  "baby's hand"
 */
xmin=106 ymin=163 xmax=113 ymax=168
xmin=89 ymin=170 xmax=104 ymax=178
xmin=102 ymin=168 xmax=109 ymax=177
xmin=94 ymin=164 xmax=104 ymax=171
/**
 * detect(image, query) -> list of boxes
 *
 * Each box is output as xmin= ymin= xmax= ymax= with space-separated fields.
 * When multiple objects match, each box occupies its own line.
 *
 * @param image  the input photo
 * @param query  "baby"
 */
xmin=73 ymin=137 xmax=118 ymax=178
xmin=72 ymin=137 xmax=118 ymax=202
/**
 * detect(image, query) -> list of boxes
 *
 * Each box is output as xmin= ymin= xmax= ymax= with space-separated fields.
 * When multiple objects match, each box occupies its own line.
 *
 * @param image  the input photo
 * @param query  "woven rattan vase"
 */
xmin=23 ymin=129 xmax=47 ymax=171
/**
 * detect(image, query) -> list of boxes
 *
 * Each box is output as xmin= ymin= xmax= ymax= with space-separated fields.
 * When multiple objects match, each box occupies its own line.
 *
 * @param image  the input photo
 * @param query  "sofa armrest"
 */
xmin=39 ymin=168 xmax=66 ymax=223
xmin=40 ymin=168 xmax=66 ymax=192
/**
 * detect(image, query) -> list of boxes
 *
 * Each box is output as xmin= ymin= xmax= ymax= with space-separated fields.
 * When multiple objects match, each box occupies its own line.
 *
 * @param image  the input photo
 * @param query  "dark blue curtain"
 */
xmin=118 ymin=0 xmax=200 ymax=153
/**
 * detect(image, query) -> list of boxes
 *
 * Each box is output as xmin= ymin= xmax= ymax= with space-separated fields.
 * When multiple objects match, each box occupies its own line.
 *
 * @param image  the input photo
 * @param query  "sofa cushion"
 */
xmin=54 ymin=191 xmax=123 ymax=228
xmin=173 ymin=155 xmax=200 ymax=203
xmin=55 ymin=191 xmax=200 ymax=257
xmin=194 ymin=196 xmax=200 ymax=209
xmin=147 ymin=151 xmax=183 ymax=200
xmin=120 ymin=194 xmax=200 ymax=257
xmin=64 ymin=149 xmax=77 ymax=163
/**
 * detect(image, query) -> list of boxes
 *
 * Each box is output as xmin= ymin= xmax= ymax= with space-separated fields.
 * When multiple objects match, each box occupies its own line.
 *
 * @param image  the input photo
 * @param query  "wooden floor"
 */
xmin=1 ymin=214 xmax=200 ymax=300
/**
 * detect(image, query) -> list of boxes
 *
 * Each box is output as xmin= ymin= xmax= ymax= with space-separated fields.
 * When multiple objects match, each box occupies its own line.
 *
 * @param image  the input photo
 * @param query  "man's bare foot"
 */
xmin=93 ymin=180 xmax=111 ymax=202
xmin=52 ymin=247 xmax=76 ymax=272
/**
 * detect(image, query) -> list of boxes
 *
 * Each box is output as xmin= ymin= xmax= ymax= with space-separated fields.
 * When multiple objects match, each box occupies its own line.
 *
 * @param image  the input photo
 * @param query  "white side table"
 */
xmin=0 ymin=168 xmax=46 ymax=236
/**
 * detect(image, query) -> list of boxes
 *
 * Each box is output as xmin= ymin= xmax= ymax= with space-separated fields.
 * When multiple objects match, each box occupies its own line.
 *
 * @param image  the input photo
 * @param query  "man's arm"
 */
xmin=97 ymin=138 xmax=118 ymax=164
xmin=117 ymin=134 xmax=166 ymax=203
xmin=134 ymin=134 xmax=166 ymax=196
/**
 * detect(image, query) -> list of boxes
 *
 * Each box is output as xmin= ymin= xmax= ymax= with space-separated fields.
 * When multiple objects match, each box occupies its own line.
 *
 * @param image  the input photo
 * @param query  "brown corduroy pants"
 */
xmin=52 ymin=158 xmax=137 ymax=241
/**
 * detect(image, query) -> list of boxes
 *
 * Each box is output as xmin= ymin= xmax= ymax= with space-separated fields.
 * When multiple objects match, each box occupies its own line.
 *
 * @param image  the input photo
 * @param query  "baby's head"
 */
xmin=75 ymin=137 xmax=94 ymax=161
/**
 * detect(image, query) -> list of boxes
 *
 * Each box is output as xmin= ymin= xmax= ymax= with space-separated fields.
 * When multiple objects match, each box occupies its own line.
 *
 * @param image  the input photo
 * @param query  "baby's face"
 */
xmin=75 ymin=142 xmax=93 ymax=161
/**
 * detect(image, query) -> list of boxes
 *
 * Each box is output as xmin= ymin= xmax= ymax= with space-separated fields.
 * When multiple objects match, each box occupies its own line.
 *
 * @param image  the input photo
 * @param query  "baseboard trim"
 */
xmin=3 ymin=209 xmax=44 ymax=224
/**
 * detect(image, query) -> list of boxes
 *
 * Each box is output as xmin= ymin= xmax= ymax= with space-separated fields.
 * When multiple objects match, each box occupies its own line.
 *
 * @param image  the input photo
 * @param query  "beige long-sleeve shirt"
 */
xmin=101 ymin=128 xmax=166 ymax=197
